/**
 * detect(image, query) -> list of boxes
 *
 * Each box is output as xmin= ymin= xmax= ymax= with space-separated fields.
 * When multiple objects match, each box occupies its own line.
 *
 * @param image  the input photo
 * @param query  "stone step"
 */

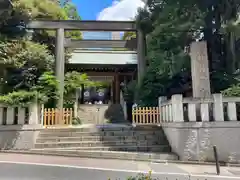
xmin=29 ymin=149 xmax=178 ymax=161
xmin=40 ymin=125 xmax=162 ymax=133
xmin=35 ymin=140 xmax=167 ymax=148
xmin=38 ymin=131 xmax=164 ymax=138
xmin=36 ymin=135 xmax=168 ymax=143
xmin=34 ymin=143 xmax=171 ymax=152
xmin=41 ymin=126 xmax=131 ymax=132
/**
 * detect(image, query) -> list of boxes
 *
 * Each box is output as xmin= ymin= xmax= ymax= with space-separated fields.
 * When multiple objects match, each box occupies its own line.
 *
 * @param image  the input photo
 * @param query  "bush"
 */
xmin=222 ymin=83 xmax=240 ymax=97
xmin=127 ymin=172 xmax=153 ymax=180
xmin=33 ymin=71 xmax=59 ymax=108
xmin=108 ymin=172 xmax=153 ymax=180
xmin=72 ymin=117 xmax=82 ymax=125
xmin=0 ymin=90 xmax=45 ymax=107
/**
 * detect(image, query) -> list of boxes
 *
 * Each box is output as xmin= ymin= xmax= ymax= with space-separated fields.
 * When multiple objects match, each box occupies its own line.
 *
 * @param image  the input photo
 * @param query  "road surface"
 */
xmin=0 ymin=153 xmax=239 ymax=180
xmin=0 ymin=162 xmax=155 ymax=180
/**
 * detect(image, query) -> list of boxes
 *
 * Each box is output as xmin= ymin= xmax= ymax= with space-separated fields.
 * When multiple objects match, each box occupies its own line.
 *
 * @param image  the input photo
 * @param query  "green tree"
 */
xmin=130 ymin=0 xmax=240 ymax=106
xmin=132 ymin=0 xmax=201 ymax=105
xmin=0 ymin=0 xmax=82 ymax=106
xmin=64 ymin=71 xmax=97 ymax=107
xmin=0 ymin=38 xmax=54 ymax=93
xmin=33 ymin=71 xmax=59 ymax=108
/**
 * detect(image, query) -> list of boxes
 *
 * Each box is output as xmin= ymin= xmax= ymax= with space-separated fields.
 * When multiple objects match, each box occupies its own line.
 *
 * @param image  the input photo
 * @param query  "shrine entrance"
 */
xmin=67 ymin=62 xmax=136 ymax=105
xmin=26 ymin=20 xmax=146 ymax=109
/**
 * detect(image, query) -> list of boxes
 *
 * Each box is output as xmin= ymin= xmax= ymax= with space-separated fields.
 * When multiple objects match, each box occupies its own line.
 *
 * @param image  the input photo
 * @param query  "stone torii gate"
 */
xmin=27 ymin=20 xmax=147 ymax=109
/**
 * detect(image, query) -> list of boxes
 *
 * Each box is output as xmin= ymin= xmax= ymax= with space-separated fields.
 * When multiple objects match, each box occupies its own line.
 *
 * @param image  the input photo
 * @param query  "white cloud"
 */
xmin=97 ymin=0 xmax=145 ymax=21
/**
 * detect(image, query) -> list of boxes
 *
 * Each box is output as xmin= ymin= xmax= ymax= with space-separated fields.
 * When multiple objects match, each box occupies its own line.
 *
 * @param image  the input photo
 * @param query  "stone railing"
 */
xmin=159 ymin=94 xmax=240 ymax=122
xmin=159 ymin=94 xmax=240 ymax=163
xmin=0 ymin=103 xmax=42 ymax=125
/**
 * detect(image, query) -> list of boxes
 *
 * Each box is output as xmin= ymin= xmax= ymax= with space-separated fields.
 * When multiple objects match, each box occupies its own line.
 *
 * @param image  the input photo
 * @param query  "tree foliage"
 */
xmin=0 ymin=0 xmax=83 ymax=107
xmin=0 ymin=90 xmax=43 ymax=107
xmin=0 ymin=38 xmax=55 ymax=93
xmin=122 ymin=32 xmax=136 ymax=40
xmin=33 ymin=71 xmax=59 ymax=108
xmin=129 ymin=0 xmax=240 ymax=106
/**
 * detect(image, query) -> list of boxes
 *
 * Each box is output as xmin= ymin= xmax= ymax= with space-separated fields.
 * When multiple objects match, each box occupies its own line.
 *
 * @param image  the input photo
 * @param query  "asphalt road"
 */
xmin=0 ymin=162 xmax=137 ymax=180
xmin=0 ymin=162 xmax=185 ymax=180
xmin=0 ymin=153 xmax=238 ymax=180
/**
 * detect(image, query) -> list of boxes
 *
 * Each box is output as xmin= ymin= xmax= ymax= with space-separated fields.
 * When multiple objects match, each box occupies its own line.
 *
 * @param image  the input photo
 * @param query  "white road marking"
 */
xmin=0 ymin=160 xmax=239 ymax=178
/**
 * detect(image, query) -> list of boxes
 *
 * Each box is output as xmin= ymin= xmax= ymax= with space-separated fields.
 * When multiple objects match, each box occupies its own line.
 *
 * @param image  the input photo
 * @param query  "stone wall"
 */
xmin=77 ymin=104 xmax=109 ymax=124
xmin=77 ymin=104 xmax=126 ymax=124
xmin=162 ymin=121 xmax=240 ymax=163
xmin=0 ymin=125 xmax=42 ymax=150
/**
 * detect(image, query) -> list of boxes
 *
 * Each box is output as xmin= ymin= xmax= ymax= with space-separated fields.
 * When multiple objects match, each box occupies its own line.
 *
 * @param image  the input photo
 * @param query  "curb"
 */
xmin=1 ymin=150 xmax=240 ymax=167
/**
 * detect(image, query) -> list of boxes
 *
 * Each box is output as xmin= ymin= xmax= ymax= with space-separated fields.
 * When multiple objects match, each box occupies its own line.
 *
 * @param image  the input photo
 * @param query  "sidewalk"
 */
xmin=150 ymin=162 xmax=240 ymax=176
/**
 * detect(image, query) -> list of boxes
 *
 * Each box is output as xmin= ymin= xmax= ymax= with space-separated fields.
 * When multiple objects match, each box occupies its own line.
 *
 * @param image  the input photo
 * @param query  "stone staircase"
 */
xmin=31 ymin=125 xmax=178 ymax=161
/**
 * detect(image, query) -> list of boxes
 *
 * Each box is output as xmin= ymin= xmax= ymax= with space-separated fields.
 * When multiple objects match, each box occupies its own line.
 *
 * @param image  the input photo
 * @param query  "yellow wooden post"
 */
xmin=47 ymin=108 xmax=51 ymax=126
xmin=146 ymin=107 xmax=149 ymax=124
xmin=66 ymin=108 xmax=69 ymax=125
xmin=143 ymin=107 xmax=146 ymax=124
xmin=69 ymin=108 xmax=73 ymax=125
xmin=51 ymin=108 xmax=54 ymax=125
xmin=132 ymin=108 xmax=135 ymax=124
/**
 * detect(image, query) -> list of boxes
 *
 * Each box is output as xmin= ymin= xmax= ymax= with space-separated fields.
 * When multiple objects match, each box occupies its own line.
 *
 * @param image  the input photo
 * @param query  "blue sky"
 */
xmin=72 ymin=0 xmax=113 ymax=20
xmin=71 ymin=0 xmax=144 ymax=21
xmin=71 ymin=0 xmax=145 ymax=39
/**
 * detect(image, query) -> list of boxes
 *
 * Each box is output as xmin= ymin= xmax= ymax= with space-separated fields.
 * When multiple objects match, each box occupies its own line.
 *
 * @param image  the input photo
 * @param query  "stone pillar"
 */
xmin=115 ymin=74 xmax=120 ymax=103
xmin=74 ymin=87 xmax=80 ymax=118
xmin=28 ymin=103 xmax=39 ymax=124
xmin=55 ymin=28 xmax=65 ymax=109
xmin=213 ymin=94 xmax=224 ymax=121
xmin=137 ymin=29 xmax=146 ymax=84
xmin=190 ymin=41 xmax=211 ymax=98
xmin=171 ymin=94 xmax=184 ymax=122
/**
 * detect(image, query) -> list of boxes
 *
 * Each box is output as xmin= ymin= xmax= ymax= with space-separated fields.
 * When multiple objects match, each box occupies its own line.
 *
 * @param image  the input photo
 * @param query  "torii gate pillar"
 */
xmin=55 ymin=28 xmax=65 ymax=109
xmin=137 ymin=29 xmax=146 ymax=84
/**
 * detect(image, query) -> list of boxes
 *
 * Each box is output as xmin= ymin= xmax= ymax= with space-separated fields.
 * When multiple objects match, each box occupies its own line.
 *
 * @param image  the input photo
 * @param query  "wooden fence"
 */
xmin=132 ymin=107 xmax=160 ymax=125
xmin=43 ymin=108 xmax=73 ymax=127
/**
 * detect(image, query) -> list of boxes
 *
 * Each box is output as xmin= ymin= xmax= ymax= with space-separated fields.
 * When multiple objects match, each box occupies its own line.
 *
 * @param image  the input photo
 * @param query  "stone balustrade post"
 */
xmin=213 ymin=93 xmax=224 ymax=121
xmin=158 ymin=96 xmax=167 ymax=122
xmin=29 ymin=103 xmax=39 ymax=125
xmin=171 ymin=94 xmax=184 ymax=122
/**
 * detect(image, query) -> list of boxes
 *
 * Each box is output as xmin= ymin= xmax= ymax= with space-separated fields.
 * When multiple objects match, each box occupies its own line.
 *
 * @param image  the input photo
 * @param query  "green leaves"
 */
xmin=222 ymin=83 xmax=240 ymax=97
xmin=33 ymin=71 xmax=59 ymax=107
xmin=0 ymin=90 xmax=43 ymax=107
xmin=12 ymin=0 xmax=68 ymax=21
xmin=0 ymin=0 xmax=83 ymax=108
xmin=0 ymin=39 xmax=54 ymax=70
xmin=132 ymin=0 xmax=198 ymax=106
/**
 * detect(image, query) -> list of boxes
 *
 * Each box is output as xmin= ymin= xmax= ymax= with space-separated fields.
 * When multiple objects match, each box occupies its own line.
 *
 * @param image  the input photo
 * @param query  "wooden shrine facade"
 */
xmin=67 ymin=64 xmax=137 ymax=104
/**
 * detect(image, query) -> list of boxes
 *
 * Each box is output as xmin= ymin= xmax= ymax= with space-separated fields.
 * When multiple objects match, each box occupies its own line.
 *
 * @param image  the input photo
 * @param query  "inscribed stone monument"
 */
xmin=190 ymin=41 xmax=211 ymax=98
